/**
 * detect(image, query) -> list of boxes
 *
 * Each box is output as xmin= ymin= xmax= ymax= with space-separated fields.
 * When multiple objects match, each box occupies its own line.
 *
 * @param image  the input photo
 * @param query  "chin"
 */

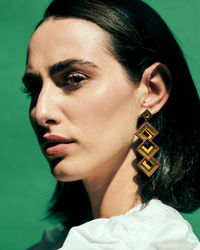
xmin=49 ymin=159 xmax=85 ymax=182
xmin=52 ymin=172 xmax=78 ymax=182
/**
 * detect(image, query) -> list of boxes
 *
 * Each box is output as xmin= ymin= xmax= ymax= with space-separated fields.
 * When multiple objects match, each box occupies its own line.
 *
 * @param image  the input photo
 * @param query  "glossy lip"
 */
xmin=41 ymin=134 xmax=76 ymax=156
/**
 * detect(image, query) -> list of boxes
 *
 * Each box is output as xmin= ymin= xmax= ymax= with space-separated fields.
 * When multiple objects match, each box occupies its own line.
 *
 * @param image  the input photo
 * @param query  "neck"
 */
xmin=83 ymin=148 xmax=141 ymax=218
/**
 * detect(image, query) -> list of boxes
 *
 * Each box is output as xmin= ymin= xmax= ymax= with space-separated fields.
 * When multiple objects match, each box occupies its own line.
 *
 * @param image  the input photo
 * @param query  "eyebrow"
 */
xmin=22 ymin=59 xmax=99 ymax=83
xmin=22 ymin=72 xmax=41 ymax=85
xmin=49 ymin=59 xmax=99 ymax=76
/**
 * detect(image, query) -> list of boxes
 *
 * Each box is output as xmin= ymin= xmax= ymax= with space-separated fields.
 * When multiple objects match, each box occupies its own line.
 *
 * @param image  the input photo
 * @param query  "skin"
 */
xmin=23 ymin=18 xmax=169 ymax=218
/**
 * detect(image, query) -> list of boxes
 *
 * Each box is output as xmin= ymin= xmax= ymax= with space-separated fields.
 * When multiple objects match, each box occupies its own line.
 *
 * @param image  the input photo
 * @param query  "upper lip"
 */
xmin=40 ymin=134 xmax=75 ymax=150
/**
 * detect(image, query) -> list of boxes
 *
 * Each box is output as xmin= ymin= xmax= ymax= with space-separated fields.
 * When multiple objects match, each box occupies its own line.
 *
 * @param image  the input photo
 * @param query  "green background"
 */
xmin=0 ymin=0 xmax=199 ymax=249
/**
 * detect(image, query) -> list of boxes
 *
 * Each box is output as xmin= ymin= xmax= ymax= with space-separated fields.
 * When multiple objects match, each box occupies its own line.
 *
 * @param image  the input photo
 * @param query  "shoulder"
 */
xmin=60 ymin=200 xmax=200 ymax=250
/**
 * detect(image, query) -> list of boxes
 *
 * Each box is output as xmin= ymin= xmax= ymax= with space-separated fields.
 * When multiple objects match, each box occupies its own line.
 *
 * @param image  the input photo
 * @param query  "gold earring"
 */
xmin=136 ymin=109 xmax=160 ymax=177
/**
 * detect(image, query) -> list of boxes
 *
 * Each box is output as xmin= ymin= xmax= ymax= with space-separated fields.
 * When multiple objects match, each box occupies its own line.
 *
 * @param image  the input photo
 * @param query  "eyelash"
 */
xmin=61 ymin=72 xmax=88 ymax=90
xmin=22 ymin=72 xmax=88 ymax=99
xmin=21 ymin=84 xmax=41 ymax=100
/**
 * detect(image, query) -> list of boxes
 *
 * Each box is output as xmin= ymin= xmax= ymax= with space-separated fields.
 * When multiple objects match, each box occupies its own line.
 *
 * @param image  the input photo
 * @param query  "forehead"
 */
xmin=27 ymin=18 xmax=111 ymax=70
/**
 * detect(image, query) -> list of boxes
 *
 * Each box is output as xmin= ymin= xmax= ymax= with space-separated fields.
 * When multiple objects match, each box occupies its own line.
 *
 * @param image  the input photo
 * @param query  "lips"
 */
xmin=41 ymin=134 xmax=75 ymax=156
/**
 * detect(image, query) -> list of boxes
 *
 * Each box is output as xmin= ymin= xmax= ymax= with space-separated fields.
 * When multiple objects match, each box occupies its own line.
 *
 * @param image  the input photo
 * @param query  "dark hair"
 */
xmin=36 ymin=0 xmax=200 ymax=227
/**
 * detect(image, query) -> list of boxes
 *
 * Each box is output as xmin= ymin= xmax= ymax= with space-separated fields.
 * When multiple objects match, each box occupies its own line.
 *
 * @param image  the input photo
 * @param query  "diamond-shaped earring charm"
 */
xmin=136 ymin=110 xmax=160 ymax=177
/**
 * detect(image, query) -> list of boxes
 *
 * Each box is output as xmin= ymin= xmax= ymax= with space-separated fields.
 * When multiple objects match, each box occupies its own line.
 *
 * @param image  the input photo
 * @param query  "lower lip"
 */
xmin=45 ymin=143 xmax=73 ymax=156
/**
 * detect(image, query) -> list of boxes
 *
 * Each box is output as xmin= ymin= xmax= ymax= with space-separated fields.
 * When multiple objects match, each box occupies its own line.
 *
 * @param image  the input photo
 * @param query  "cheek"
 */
xmin=72 ymin=81 xmax=139 ymax=148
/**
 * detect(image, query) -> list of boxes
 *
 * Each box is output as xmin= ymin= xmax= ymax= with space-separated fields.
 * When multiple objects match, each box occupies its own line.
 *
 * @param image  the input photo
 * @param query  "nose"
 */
xmin=30 ymin=82 xmax=62 ymax=127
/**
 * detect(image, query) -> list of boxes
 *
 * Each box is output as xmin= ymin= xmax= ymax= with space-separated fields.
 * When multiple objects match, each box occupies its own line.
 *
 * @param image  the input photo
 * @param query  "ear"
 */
xmin=140 ymin=62 xmax=172 ymax=115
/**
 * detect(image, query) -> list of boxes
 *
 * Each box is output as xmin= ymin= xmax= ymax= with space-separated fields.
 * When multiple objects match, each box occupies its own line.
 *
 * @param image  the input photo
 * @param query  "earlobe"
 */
xmin=141 ymin=62 xmax=172 ymax=115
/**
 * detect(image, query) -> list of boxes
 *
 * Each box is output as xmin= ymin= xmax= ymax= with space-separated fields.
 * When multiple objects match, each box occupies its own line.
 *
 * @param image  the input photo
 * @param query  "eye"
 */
xmin=61 ymin=72 xmax=88 ymax=90
xmin=21 ymin=74 xmax=42 ymax=100
xmin=21 ymin=85 xmax=40 ymax=99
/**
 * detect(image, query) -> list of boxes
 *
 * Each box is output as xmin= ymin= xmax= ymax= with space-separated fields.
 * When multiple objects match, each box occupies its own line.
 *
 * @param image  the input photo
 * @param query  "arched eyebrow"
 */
xmin=49 ymin=59 xmax=99 ymax=76
xmin=22 ymin=58 xmax=99 ymax=83
xmin=22 ymin=72 xmax=42 ymax=86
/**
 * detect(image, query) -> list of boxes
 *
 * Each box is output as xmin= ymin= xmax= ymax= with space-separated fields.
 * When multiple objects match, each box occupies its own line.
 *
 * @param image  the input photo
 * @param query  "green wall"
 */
xmin=0 ymin=0 xmax=199 ymax=249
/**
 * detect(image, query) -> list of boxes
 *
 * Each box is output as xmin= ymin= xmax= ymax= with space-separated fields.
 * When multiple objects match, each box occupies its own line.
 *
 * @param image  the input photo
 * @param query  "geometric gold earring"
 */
xmin=136 ymin=109 xmax=160 ymax=177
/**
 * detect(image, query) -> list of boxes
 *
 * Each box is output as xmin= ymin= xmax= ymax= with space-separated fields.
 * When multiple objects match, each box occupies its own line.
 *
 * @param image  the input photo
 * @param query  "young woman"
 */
xmin=23 ymin=0 xmax=200 ymax=249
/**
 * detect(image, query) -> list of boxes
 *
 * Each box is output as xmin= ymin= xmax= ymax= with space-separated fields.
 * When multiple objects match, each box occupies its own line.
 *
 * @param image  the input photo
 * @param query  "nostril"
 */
xmin=45 ymin=119 xmax=57 ymax=125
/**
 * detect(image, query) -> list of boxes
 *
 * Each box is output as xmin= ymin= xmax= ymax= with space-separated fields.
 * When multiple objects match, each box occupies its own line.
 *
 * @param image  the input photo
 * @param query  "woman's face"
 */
xmin=24 ymin=18 xmax=144 ymax=181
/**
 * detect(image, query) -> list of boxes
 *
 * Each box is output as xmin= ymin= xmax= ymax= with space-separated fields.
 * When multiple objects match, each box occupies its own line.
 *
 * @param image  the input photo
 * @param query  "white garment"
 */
xmin=59 ymin=200 xmax=200 ymax=250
